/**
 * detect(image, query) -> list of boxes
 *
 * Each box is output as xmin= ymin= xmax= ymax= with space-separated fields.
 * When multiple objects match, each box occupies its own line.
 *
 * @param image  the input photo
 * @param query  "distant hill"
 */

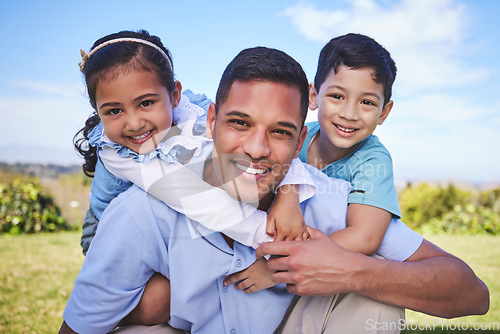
xmin=0 ymin=162 xmax=82 ymax=180
xmin=0 ymin=145 xmax=82 ymax=165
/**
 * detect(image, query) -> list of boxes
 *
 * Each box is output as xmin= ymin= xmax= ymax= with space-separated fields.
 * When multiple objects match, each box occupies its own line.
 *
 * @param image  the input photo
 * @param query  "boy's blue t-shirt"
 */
xmin=299 ymin=121 xmax=401 ymax=219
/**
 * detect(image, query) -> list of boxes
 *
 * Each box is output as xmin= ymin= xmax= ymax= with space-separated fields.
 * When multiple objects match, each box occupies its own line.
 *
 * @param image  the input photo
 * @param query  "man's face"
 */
xmin=206 ymin=80 xmax=306 ymax=210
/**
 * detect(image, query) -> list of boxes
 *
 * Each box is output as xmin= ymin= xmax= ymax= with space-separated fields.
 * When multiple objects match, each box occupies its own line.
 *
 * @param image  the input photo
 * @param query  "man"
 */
xmin=60 ymin=47 xmax=488 ymax=334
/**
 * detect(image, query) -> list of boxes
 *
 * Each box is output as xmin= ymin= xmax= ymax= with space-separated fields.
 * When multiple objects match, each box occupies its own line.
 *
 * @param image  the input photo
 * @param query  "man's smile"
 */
xmin=234 ymin=161 xmax=270 ymax=175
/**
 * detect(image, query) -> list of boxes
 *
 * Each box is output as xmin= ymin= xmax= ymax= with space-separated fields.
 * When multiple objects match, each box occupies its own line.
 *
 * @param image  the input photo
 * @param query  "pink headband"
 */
xmin=78 ymin=37 xmax=172 ymax=72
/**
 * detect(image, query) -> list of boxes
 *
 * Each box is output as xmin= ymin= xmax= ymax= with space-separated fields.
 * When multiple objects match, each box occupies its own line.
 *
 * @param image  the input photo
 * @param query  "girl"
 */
xmin=74 ymin=30 xmax=311 ymax=257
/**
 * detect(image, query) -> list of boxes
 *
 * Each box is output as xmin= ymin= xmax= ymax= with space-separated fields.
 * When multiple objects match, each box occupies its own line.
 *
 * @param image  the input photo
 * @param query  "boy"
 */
xmin=300 ymin=33 xmax=399 ymax=255
xmin=273 ymin=33 xmax=408 ymax=333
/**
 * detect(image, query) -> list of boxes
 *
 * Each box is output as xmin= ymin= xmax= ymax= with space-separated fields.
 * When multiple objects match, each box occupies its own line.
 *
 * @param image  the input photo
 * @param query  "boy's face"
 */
xmin=206 ymin=80 xmax=307 ymax=210
xmin=310 ymin=65 xmax=393 ymax=158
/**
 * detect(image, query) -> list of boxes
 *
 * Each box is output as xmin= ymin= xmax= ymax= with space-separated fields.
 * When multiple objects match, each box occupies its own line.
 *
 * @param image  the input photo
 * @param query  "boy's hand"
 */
xmin=267 ymin=184 xmax=310 ymax=241
xmin=223 ymin=258 xmax=275 ymax=293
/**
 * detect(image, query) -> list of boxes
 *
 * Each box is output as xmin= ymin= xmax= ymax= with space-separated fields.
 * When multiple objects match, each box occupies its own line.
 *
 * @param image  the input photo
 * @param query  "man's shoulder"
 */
xmin=105 ymin=185 xmax=180 ymax=222
xmin=111 ymin=184 xmax=148 ymax=205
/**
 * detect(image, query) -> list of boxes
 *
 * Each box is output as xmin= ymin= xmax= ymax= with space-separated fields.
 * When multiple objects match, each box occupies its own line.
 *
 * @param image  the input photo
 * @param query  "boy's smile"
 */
xmin=309 ymin=65 xmax=393 ymax=165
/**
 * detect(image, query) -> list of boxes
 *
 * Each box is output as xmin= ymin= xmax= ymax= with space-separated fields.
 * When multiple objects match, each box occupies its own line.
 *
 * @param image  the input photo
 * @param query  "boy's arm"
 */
xmin=329 ymin=203 xmax=391 ymax=255
xmin=268 ymin=184 xmax=309 ymax=241
xmin=266 ymin=158 xmax=316 ymax=241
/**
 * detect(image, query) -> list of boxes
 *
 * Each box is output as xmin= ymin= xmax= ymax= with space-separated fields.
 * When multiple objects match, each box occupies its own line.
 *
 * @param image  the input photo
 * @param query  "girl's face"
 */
xmin=95 ymin=68 xmax=181 ymax=154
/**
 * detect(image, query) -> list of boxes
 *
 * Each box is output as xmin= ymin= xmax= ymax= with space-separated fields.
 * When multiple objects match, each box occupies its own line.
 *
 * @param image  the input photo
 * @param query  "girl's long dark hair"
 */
xmin=73 ymin=29 xmax=175 ymax=177
xmin=74 ymin=113 xmax=99 ymax=177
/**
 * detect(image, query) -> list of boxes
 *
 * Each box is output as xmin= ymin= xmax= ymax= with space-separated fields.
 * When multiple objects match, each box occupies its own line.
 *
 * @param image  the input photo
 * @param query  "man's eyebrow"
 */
xmin=225 ymin=110 xmax=250 ymax=118
xmin=277 ymin=121 xmax=298 ymax=131
xmin=225 ymin=111 xmax=298 ymax=131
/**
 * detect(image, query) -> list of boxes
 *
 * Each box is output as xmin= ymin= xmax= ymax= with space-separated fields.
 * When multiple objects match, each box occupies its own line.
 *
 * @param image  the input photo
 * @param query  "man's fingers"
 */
xmin=267 ymin=255 xmax=295 ymax=272
xmin=270 ymin=270 xmax=295 ymax=284
xmin=255 ymin=240 xmax=293 ymax=259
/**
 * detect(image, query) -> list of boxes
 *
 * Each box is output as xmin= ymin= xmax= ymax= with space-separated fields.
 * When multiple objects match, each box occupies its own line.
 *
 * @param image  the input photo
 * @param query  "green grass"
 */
xmin=402 ymin=234 xmax=500 ymax=333
xmin=0 ymin=232 xmax=84 ymax=333
xmin=0 ymin=233 xmax=498 ymax=333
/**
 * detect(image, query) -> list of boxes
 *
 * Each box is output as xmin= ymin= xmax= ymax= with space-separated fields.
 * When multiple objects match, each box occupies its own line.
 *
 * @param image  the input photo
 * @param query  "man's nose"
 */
xmin=243 ymin=129 xmax=271 ymax=160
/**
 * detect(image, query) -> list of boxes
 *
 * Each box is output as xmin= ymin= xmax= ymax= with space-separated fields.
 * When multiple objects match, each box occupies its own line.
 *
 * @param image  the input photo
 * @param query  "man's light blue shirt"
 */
xmin=64 ymin=145 xmax=422 ymax=334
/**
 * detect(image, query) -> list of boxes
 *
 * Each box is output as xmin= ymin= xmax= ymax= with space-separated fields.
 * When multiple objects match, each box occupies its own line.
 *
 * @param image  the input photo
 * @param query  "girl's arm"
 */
xmin=99 ymin=146 xmax=271 ymax=249
xmin=329 ymin=203 xmax=392 ymax=255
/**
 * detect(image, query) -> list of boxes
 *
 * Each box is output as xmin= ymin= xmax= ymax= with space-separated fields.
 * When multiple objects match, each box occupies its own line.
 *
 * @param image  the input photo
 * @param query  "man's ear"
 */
xmin=293 ymin=125 xmax=308 ymax=159
xmin=378 ymin=100 xmax=393 ymax=125
xmin=308 ymin=83 xmax=318 ymax=110
xmin=205 ymin=102 xmax=217 ymax=139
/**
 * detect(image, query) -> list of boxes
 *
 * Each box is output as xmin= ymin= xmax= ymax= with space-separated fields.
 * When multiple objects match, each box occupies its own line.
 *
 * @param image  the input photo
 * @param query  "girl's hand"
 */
xmin=223 ymin=258 xmax=275 ymax=293
xmin=267 ymin=184 xmax=310 ymax=241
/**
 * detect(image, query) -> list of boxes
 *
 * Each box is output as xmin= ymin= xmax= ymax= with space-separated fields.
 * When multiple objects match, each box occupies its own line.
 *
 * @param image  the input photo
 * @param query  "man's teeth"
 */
xmin=336 ymin=124 xmax=356 ymax=133
xmin=131 ymin=130 xmax=152 ymax=141
xmin=235 ymin=162 xmax=267 ymax=175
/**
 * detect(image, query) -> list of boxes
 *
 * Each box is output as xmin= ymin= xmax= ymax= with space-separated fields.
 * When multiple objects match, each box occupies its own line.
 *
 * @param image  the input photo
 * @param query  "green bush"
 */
xmin=399 ymin=182 xmax=470 ymax=230
xmin=420 ymin=204 xmax=500 ymax=236
xmin=400 ymin=182 xmax=500 ymax=235
xmin=0 ymin=178 xmax=72 ymax=234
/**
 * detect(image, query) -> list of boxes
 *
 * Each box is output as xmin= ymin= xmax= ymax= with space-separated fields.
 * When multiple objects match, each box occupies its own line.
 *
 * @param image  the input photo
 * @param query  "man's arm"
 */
xmin=257 ymin=227 xmax=489 ymax=318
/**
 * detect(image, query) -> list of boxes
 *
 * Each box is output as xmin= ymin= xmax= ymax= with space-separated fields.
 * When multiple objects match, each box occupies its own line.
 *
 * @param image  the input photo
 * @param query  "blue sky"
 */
xmin=1 ymin=0 xmax=499 ymax=184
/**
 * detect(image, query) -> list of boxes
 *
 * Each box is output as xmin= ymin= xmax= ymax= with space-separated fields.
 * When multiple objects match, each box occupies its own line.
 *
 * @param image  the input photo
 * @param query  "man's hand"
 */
xmin=256 ymin=227 xmax=364 ymax=296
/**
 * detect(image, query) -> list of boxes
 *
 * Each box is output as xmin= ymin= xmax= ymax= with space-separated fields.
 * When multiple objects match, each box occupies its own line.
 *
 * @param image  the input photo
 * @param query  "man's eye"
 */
xmin=274 ymin=129 xmax=292 ymax=137
xmin=229 ymin=119 xmax=248 ymax=127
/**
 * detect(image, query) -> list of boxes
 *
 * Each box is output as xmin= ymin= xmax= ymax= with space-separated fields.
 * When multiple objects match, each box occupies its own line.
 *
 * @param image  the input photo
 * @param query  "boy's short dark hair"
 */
xmin=314 ymin=33 xmax=397 ymax=106
xmin=215 ymin=46 xmax=309 ymax=125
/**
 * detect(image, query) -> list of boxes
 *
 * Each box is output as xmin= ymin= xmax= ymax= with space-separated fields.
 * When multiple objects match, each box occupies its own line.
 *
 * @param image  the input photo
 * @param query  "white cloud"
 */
xmin=283 ymin=0 xmax=489 ymax=93
xmin=375 ymin=95 xmax=500 ymax=183
xmin=284 ymin=0 xmax=499 ymax=182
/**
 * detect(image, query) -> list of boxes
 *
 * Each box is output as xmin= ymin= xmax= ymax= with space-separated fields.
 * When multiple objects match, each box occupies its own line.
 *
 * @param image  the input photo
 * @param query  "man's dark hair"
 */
xmin=215 ymin=46 xmax=309 ymax=125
